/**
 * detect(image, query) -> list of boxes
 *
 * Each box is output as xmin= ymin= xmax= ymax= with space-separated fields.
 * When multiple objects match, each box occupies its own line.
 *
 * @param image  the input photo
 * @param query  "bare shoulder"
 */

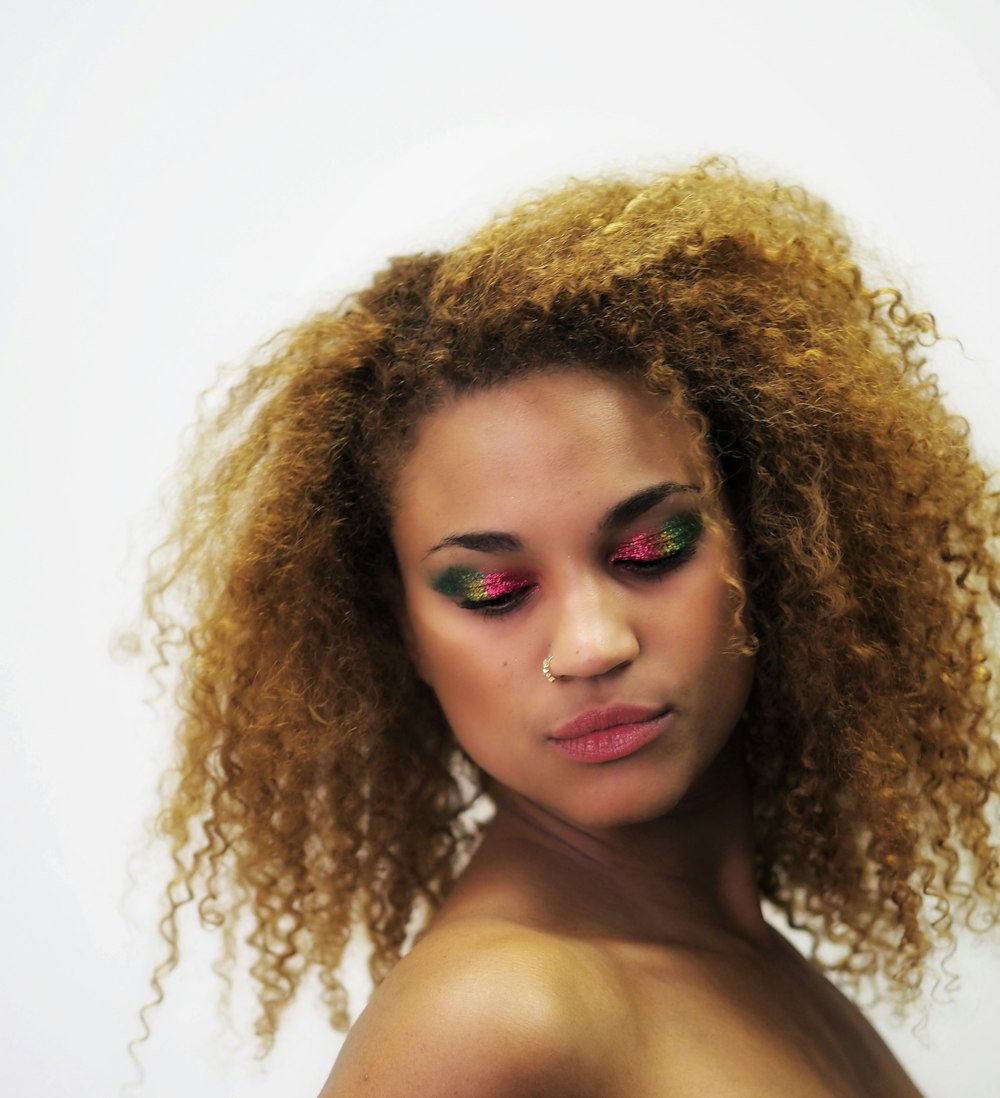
xmin=317 ymin=917 xmax=624 ymax=1098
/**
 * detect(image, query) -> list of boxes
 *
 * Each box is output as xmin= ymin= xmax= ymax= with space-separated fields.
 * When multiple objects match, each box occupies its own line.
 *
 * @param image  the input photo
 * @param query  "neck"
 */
xmin=471 ymin=737 xmax=769 ymax=949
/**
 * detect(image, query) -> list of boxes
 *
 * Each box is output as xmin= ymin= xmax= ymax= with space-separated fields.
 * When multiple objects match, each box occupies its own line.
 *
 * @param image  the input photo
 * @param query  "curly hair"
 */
xmin=143 ymin=157 xmax=1000 ymax=1048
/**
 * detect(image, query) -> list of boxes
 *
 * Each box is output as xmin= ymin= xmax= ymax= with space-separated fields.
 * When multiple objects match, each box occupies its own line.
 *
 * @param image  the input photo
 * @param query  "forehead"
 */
xmin=391 ymin=370 xmax=706 ymax=537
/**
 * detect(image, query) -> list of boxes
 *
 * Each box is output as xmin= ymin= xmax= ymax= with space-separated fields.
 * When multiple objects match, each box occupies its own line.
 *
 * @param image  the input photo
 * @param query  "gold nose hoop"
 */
xmin=542 ymin=656 xmax=557 ymax=683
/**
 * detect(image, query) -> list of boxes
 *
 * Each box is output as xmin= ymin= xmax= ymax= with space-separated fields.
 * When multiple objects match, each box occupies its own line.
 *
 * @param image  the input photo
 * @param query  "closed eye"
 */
xmin=609 ymin=513 xmax=704 ymax=574
xmin=431 ymin=567 xmax=537 ymax=617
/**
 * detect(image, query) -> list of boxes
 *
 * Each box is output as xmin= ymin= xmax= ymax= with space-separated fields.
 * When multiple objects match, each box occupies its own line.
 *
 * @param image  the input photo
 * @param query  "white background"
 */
xmin=2 ymin=1 xmax=999 ymax=1096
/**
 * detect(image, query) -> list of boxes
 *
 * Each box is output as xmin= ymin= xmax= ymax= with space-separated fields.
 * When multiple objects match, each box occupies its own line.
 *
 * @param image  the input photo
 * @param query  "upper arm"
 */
xmin=317 ymin=926 xmax=613 ymax=1098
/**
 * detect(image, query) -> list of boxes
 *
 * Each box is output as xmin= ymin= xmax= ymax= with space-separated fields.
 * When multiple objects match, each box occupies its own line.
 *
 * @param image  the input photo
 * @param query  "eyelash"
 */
xmin=433 ymin=569 xmax=536 ymax=617
xmin=439 ymin=513 xmax=704 ymax=618
xmin=608 ymin=513 xmax=704 ymax=574
xmin=461 ymin=585 xmax=535 ymax=617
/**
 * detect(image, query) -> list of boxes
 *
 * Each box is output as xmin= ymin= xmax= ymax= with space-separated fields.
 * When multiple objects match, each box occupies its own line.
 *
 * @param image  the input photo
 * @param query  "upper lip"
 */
xmin=549 ymin=704 xmax=670 ymax=741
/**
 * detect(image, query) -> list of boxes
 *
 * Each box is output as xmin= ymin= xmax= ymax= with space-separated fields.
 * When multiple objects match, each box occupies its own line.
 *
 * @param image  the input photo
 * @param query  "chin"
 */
xmin=557 ymin=783 xmax=694 ymax=832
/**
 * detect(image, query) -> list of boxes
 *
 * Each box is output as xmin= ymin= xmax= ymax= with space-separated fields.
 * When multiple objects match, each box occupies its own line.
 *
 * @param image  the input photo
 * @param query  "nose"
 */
xmin=549 ymin=575 xmax=640 ymax=681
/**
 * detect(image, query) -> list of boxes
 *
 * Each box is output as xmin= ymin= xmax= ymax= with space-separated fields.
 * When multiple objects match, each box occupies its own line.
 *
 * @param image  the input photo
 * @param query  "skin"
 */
xmin=319 ymin=370 xmax=924 ymax=1098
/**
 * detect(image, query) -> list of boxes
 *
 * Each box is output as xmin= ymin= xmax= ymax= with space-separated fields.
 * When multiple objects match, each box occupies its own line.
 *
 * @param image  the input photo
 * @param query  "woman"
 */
xmin=144 ymin=159 xmax=1000 ymax=1096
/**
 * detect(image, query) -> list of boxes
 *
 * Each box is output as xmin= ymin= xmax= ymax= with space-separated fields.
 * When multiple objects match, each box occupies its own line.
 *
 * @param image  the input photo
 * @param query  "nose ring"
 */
xmin=542 ymin=656 xmax=557 ymax=684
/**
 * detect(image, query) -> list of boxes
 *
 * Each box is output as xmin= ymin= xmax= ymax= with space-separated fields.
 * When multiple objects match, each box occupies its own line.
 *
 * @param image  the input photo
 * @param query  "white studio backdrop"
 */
xmin=2 ymin=1 xmax=998 ymax=1096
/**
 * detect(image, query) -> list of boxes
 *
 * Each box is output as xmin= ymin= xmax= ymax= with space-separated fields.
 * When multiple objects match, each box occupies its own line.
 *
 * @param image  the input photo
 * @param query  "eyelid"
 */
xmin=430 ymin=566 xmax=535 ymax=605
xmin=610 ymin=512 xmax=704 ymax=563
xmin=428 ymin=511 xmax=704 ymax=609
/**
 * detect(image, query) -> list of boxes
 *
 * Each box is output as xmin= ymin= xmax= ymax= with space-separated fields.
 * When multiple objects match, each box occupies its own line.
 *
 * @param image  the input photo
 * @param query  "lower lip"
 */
xmin=548 ymin=713 xmax=669 ymax=763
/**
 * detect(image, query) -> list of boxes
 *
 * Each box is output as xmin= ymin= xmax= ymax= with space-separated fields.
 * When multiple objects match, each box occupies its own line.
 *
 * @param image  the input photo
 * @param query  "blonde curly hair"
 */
xmin=143 ymin=158 xmax=1000 ymax=1048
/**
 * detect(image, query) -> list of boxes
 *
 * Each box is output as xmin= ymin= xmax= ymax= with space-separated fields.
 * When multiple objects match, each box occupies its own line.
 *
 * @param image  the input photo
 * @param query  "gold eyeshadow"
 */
xmin=610 ymin=512 xmax=703 ymax=564
xmin=430 ymin=567 xmax=533 ymax=605
xmin=429 ymin=512 xmax=703 ymax=610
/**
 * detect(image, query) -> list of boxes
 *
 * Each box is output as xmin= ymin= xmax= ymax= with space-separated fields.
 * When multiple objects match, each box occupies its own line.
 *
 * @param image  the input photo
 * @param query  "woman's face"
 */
xmin=391 ymin=370 xmax=755 ymax=830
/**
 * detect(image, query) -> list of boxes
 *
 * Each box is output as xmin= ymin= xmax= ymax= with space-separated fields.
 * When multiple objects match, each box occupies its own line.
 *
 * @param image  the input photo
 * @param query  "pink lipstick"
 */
xmin=547 ymin=705 xmax=670 ymax=763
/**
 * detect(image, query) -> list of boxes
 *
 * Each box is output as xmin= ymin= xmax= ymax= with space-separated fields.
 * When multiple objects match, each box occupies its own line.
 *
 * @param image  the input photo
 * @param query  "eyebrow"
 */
xmin=597 ymin=480 xmax=701 ymax=531
xmin=423 ymin=481 xmax=700 ymax=558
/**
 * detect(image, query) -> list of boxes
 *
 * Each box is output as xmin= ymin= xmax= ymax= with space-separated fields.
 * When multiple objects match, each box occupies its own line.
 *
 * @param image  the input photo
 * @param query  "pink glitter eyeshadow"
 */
xmin=479 ymin=572 xmax=526 ymax=599
xmin=431 ymin=567 xmax=533 ymax=605
xmin=611 ymin=513 xmax=703 ymax=563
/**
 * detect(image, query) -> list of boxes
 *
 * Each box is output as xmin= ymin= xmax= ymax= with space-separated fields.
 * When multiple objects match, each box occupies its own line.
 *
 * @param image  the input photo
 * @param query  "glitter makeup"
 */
xmin=431 ymin=567 xmax=534 ymax=608
xmin=610 ymin=512 xmax=703 ymax=565
xmin=430 ymin=514 xmax=702 ymax=609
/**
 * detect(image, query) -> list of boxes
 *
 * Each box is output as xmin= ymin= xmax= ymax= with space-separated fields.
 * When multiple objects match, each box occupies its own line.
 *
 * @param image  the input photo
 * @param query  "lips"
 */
xmin=547 ymin=705 xmax=671 ymax=763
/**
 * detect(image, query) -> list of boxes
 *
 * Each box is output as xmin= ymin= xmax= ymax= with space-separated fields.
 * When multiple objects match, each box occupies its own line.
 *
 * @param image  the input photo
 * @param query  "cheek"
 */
xmin=406 ymin=622 xmax=530 ymax=773
xmin=406 ymin=600 xmax=518 ymax=708
xmin=406 ymin=616 xmax=452 ymax=690
xmin=672 ymin=564 xmax=733 ymax=644
xmin=402 ymin=583 xmax=457 ymax=681
xmin=666 ymin=557 xmax=752 ymax=696
xmin=703 ymin=593 xmax=756 ymax=717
